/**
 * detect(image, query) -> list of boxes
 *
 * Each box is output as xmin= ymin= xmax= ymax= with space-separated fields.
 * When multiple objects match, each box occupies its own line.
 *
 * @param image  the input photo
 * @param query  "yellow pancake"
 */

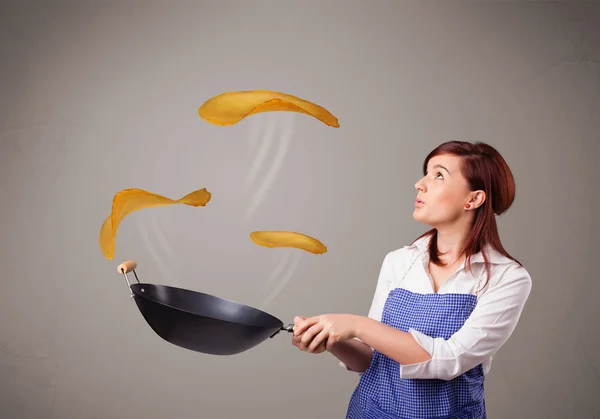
xmin=250 ymin=231 xmax=327 ymax=255
xmin=99 ymin=188 xmax=212 ymax=260
xmin=198 ymin=90 xmax=340 ymax=127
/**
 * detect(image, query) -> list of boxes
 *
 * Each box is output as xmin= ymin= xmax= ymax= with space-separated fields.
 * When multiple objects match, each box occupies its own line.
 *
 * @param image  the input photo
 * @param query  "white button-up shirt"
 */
xmin=340 ymin=234 xmax=533 ymax=381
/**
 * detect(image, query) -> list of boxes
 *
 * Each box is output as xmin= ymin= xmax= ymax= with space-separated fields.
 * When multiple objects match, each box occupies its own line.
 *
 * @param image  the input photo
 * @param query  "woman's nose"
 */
xmin=415 ymin=178 xmax=425 ymax=192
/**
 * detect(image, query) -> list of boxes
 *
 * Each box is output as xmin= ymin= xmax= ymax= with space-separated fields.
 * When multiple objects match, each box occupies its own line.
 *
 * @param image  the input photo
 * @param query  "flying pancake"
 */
xmin=99 ymin=188 xmax=212 ymax=260
xmin=198 ymin=90 xmax=340 ymax=128
xmin=250 ymin=231 xmax=327 ymax=255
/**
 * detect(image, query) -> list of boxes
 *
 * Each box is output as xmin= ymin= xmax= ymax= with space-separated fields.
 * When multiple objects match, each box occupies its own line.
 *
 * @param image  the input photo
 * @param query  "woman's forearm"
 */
xmin=354 ymin=316 xmax=431 ymax=365
xmin=328 ymin=338 xmax=374 ymax=372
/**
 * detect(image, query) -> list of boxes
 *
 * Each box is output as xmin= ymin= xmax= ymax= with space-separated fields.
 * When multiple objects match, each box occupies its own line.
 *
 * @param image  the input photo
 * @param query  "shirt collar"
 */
xmin=408 ymin=233 xmax=515 ymax=265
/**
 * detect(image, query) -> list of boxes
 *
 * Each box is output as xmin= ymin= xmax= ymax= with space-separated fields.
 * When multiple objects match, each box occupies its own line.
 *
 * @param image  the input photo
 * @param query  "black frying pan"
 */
xmin=117 ymin=260 xmax=295 ymax=355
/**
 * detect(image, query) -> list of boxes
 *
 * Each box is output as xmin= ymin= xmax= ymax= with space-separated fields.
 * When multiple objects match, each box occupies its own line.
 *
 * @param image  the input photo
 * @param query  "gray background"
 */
xmin=1 ymin=1 xmax=599 ymax=418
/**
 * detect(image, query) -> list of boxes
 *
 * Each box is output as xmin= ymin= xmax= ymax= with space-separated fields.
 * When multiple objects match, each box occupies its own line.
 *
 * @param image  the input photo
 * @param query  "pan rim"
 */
xmin=129 ymin=282 xmax=285 ymax=330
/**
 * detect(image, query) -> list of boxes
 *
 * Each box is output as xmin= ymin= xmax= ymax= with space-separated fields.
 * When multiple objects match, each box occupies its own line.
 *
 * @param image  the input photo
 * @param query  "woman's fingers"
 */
xmin=307 ymin=329 xmax=329 ymax=353
xmin=295 ymin=316 xmax=319 ymax=336
xmin=300 ymin=322 xmax=324 ymax=347
xmin=293 ymin=316 xmax=306 ymax=334
xmin=292 ymin=325 xmax=328 ymax=354
xmin=293 ymin=316 xmax=307 ymax=325
xmin=292 ymin=334 xmax=304 ymax=350
xmin=292 ymin=315 xmax=331 ymax=355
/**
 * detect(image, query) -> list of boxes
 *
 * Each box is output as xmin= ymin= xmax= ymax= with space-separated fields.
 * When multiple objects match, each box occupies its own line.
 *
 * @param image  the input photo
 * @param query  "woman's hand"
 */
xmin=291 ymin=316 xmax=327 ymax=354
xmin=294 ymin=314 xmax=360 ymax=353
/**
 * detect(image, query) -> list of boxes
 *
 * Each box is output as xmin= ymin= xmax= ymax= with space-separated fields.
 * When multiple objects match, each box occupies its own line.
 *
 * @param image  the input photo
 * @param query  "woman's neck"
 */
xmin=434 ymin=224 xmax=470 ymax=263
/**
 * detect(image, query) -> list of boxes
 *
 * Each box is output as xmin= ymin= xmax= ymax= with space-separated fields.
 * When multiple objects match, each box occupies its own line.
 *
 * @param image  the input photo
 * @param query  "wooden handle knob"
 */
xmin=117 ymin=260 xmax=137 ymax=274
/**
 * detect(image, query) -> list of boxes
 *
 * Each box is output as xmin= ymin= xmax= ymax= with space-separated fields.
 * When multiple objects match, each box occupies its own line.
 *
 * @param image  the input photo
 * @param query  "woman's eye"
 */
xmin=436 ymin=172 xmax=443 ymax=179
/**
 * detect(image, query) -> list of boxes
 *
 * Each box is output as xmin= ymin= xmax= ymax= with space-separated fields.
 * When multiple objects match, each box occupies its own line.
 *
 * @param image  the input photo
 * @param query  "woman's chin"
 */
xmin=413 ymin=209 xmax=433 ymax=226
xmin=412 ymin=208 xmax=424 ymax=221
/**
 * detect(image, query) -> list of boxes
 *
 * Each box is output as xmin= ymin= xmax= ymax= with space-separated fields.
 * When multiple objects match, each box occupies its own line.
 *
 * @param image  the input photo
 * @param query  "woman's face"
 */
xmin=413 ymin=154 xmax=477 ymax=227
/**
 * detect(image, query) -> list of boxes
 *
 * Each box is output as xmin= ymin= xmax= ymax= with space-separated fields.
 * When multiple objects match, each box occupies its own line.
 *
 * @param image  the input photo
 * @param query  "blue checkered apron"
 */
xmin=346 ymin=269 xmax=486 ymax=418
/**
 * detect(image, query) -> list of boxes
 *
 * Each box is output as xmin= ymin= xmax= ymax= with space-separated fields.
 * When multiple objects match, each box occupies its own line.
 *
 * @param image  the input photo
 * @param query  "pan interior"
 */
xmin=131 ymin=284 xmax=283 ymax=329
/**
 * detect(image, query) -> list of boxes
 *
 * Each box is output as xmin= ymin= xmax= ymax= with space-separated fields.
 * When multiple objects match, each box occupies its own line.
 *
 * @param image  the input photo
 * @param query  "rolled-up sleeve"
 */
xmin=399 ymin=264 xmax=532 ymax=380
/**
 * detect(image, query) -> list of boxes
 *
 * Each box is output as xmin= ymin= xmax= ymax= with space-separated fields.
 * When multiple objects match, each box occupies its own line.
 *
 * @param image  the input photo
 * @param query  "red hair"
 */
xmin=412 ymin=140 xmax=521 ymax=290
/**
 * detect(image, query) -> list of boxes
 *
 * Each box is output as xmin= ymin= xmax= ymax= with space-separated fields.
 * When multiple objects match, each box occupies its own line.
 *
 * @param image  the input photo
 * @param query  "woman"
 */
xmin=293 ymin=141 xmax=532 ymax=419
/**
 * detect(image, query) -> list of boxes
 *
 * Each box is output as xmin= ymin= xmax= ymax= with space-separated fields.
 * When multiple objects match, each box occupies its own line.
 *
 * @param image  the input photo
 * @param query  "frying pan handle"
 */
xmin=117 ymin=260 xmax=141 ymax=297
xmin=269 ymin=324 xmax=294 ymax=338
xmin=117 ymin=260 xmax=137 ymax=274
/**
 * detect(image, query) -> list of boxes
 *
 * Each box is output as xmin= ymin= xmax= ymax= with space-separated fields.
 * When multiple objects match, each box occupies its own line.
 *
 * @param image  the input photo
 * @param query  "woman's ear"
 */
xmin=469 ymin=190 xmax=486 ymax=209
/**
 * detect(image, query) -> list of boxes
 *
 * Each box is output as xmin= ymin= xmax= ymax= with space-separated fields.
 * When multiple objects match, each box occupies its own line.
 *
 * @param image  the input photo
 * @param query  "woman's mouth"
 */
xmin=415 ymin=198 xmax=425 ymax=208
